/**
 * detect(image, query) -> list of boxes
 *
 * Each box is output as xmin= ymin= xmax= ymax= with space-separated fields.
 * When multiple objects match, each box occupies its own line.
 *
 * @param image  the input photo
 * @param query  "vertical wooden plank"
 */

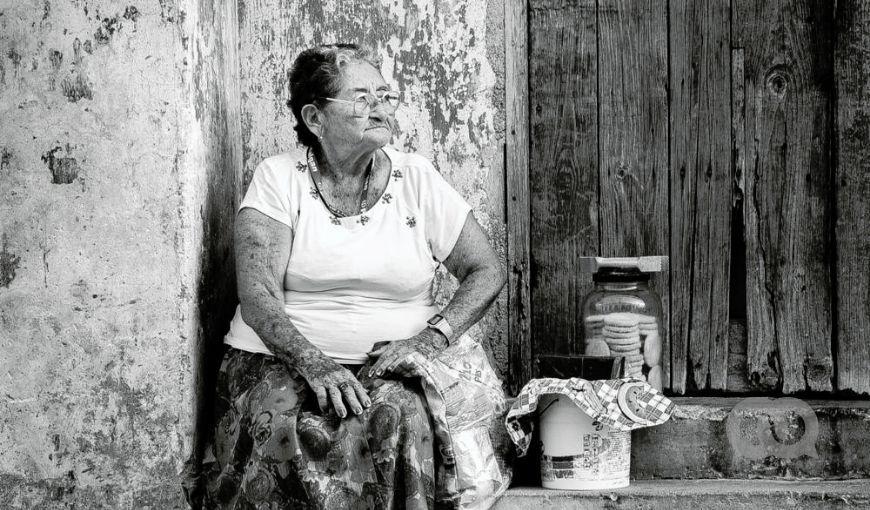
xmin=835 ymin=0 xmax=870 ymax=395
xmin=733 ymin=49 xmax=746 ymax=214
xmin=668 ymin=0 xmax=732 ymax=392
xmin=506 ymin=0 xmax=532 ymax=394
xmin=733 ymin=0 xmax=835 ymax=393
xmin=598 ymin=0 xmax=670 ymax=388
xmin=727 ymin=320 xmax=753 ymax=392
xmin=529 ymin=0 xmax=599 ymax=359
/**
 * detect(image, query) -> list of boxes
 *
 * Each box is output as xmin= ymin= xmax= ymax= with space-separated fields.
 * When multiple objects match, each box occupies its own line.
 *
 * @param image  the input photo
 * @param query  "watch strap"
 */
xmin=427 ymin=314 xmax=455 ymax=346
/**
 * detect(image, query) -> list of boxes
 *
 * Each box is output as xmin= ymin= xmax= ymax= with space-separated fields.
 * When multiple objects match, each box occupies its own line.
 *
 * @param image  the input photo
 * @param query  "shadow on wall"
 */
xmin=187 ymin=175 xmax=237 ymax=506
xmin=184 ymin=118 xmax=240 ymax=505
xmin=184 ymin=0 xmax=243 ymax=506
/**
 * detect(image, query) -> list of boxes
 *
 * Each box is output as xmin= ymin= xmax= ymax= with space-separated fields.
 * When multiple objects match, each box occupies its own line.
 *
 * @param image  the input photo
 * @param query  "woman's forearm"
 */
xmin=235 ymin=209 xmax=323 ymax=369
xmin=239 ymin=286 xmax=323 ymax=368
xmin=367 ymin=263 xmax=504 ymax=377
xmin=438 ymin=264 xmax=506 ymax=340
xmin=235 ymin=210 xmax=368 ymax=416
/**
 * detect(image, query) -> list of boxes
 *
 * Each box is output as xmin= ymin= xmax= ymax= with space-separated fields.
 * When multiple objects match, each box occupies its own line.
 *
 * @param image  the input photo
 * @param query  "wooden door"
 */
xmin=509 ymin=0 xmax=870 ymax=396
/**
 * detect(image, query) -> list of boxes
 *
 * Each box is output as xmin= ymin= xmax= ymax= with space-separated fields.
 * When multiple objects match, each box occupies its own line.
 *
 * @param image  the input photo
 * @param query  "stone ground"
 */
xmin=495 ymin=480 xmax=870 ymax=509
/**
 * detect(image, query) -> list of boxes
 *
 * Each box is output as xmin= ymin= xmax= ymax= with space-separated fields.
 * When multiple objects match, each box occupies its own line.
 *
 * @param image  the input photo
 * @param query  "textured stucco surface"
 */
xmin=237 ymin=0 xmax=510 ymax=377
xmin=0 ymin=0 xmax=239 ymax=507
xmin=0 ymin=0 xmax=505 ymax=505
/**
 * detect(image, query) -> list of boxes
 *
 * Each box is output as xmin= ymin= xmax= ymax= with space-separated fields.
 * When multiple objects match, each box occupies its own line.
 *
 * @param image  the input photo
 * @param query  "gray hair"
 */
xmin=287 ymin=44 xmax=382 ymax=148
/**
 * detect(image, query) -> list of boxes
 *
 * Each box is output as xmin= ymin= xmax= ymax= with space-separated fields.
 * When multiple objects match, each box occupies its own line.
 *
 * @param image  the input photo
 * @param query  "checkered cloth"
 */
xmin=505 ymin=377 xmax=676 ymax=457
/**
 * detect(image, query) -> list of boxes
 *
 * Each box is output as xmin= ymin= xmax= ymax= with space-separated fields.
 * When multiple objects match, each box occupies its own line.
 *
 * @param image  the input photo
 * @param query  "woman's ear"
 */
xmin=301 ymin=104 xmax=323 ymax=139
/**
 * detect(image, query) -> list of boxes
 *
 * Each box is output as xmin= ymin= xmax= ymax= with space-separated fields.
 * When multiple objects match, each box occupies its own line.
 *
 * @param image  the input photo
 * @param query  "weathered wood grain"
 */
xmin=726 ymin=320 xmax=753 ymax=393
xmin=669 ymin=0 xmax=732 ymax=392
xmin=598 ymin=0 xmax=671 ymax=388
xmin=835 ymin=0 xmax=870 ymax=395
xmin=506 ymin=0 xmax=532 ymax=393
xmin=733 ymin=0 xmax=835 ymax=393
xmin=528 ymin=0 xmax=599 ymax=359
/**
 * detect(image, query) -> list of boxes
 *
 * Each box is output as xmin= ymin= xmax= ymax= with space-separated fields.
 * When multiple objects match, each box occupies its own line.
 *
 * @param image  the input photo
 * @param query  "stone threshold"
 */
xmin=494 ymin=479 xmax=870 ymax=509
xmin=631 ymin=397 xmax=870 ymax=479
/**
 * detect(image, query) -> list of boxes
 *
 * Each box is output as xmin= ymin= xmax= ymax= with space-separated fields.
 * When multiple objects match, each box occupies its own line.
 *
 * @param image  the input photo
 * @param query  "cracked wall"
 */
xmin=0 ymin=0 xmax=503 ymax=505
xmin=0 ymin=0 xmax=240 ymax=507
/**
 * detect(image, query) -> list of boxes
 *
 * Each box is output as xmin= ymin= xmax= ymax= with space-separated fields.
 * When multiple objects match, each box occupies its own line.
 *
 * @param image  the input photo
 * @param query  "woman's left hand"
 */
xmin=367 ymin=329 xmax=448 ymax=377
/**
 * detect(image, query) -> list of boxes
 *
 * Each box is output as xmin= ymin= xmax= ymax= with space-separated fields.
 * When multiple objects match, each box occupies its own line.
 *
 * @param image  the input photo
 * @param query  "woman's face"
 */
xmin=319 ymin=61 xmax=395 ymax=153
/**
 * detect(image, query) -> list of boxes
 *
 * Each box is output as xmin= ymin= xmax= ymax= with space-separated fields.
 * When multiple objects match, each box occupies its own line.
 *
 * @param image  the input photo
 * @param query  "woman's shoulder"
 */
xmin=383 ymin=146 xmax=440 ymax=184
xmin=383 ymin=146 xmax=464 ymax=212
xmin=256 ymin=151 xmax=306 ymax=176
xmin=249 ymin=151 xmax=309 ymax=192
xmin=244 ymin=151 xmax=309 ymax=212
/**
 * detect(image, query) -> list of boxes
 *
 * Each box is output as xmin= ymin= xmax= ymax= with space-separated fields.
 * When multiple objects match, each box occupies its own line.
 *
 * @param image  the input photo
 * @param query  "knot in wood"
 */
xmin=765 ymin=67 xmax=790 ymax=99
xmin=616 ymin=163 xmax=628 ymax=180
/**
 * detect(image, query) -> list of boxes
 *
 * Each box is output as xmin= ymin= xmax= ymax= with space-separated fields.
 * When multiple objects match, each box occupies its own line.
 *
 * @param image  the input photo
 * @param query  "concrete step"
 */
xmin=631 ymin=398 xmax=870 ymax=479
xmin=494 ymin=480 xmax=870 ymax=509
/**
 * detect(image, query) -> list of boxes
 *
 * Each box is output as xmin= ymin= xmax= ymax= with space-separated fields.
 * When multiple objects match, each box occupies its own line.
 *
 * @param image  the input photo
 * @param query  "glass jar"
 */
xmin=581 ymin=268 xmax=664 ymax=390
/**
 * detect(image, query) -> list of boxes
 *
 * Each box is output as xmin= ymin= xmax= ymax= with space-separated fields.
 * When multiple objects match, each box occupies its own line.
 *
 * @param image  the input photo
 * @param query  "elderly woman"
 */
xmin=192 ymin=44 xmax=506 ymax=508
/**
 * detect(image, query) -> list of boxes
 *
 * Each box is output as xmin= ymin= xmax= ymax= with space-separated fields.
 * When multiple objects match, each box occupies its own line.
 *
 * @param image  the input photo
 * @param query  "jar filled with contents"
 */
xmin=581 ymin=267 xmax=664 ymax=390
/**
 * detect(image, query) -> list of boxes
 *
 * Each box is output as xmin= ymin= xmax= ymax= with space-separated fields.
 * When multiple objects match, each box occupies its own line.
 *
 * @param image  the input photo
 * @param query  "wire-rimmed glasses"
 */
xmin=322 ymin=90 xmax=401 ymax=117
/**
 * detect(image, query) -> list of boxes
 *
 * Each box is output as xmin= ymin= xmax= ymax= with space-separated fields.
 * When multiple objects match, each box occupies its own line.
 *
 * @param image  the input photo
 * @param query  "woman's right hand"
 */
xmin=295 ymin=351 xmax=371 ymax=418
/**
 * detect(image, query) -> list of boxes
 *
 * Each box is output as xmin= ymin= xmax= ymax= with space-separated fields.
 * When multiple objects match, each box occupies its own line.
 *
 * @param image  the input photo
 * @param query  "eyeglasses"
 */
xmin=321 ymin=90 xmax=401 ymax=117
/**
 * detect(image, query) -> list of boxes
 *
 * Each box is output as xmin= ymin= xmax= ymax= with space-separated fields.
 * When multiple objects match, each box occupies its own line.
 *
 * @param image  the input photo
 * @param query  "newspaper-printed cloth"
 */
xmin=388 ymin=334 xmax=513 ymax=510
xmin=505 ymin=377 xmax=676 ymax=457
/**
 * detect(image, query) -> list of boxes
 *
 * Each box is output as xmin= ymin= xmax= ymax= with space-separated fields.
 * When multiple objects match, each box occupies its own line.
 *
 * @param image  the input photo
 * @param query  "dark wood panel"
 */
xmin=668 ymin=0 xmax=732 ymax=392
xmin=733 ymin=0 xmax=835 ymax=393
xmin=726 ymin=320 xmax=753 ymax=393
xmin=529 ymin=0 xmax=599 ymax=359
xmin=506 ymin=0 xmax=532 ymax=394
xmin=597 ymin=0 xmax=671 ymax=388
xmin=835 ymin=0 xmax=870 ymax=395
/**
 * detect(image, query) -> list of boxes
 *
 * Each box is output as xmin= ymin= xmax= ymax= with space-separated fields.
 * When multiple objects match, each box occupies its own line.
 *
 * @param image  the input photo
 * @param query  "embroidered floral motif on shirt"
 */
xmin=392 ymin=169 xmax=403 ymax=181
xmin=329 ymin=216 xmax=341 ymax=225
xmin=406 ymin=216 xmax=416 ymax=228
xmin=296 ymin=161 xmax=307 ymax=173
xmin=358 ymin=215 xmax=370 ymax=225
xmin=381 ymin=193 xmax=393 ymax=204
xmin=310 ymin=187 xmax=319 ymax=199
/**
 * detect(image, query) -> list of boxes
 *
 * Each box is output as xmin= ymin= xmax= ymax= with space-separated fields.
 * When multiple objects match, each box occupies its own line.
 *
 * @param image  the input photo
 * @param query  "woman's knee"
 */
xmin=370 ymin=379 xmax=420 ymax=403
xmin=368 ymin=380 xmax=428 ymax=430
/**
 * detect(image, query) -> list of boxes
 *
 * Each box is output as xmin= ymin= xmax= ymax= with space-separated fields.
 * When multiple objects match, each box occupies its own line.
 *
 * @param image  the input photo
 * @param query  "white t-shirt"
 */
xmin=224 ymin=146 xmax=472 ymax=364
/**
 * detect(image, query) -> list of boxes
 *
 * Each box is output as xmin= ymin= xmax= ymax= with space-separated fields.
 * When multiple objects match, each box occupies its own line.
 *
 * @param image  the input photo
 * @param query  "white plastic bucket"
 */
xmin=538 ymin=395 xmax=631 ymax=490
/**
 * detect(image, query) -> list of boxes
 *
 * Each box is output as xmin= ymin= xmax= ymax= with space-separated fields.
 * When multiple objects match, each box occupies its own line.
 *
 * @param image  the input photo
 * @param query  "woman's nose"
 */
xmin=368 ymin=109 xmax=388 ymax=122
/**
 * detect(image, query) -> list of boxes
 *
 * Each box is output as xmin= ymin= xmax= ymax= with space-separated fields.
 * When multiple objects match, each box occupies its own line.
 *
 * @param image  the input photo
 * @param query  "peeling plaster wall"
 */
xmin=238 ymin=0 xmax=509 ymax=376
xmin=0 ymin=0 xmax=239 ymax=507
xmin=186 ymin=0 xmax=243 ymax=490
xmin=0 ymin=0 xmax=503 ymax=504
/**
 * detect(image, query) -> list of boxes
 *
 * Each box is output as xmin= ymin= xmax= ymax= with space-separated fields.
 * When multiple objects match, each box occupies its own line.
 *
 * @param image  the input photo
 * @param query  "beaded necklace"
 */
xmin=307 ymin=148 xmax=372 ymax=218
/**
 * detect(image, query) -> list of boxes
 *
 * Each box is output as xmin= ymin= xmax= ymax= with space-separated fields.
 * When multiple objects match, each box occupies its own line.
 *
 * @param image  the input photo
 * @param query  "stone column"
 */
xmin=0 ymin=0 xmax=240 ymax=506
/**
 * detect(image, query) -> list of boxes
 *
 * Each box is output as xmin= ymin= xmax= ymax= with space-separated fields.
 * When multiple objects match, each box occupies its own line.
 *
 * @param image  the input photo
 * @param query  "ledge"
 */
xmin=631 ymin=398 xmax=870 ymax=479
xmin=494 ymin=480 xmax=870 ymax=509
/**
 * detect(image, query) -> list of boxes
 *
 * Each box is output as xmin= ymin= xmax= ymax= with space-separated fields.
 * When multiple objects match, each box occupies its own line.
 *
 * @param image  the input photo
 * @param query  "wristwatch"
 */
xmin=427 ymin=314 xmax=455 ymax=346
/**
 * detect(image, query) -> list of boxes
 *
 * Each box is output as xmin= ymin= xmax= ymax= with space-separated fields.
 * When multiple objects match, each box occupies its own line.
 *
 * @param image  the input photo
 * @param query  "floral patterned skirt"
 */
xmin=199 ymin=347 xmax=437 ymax=509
